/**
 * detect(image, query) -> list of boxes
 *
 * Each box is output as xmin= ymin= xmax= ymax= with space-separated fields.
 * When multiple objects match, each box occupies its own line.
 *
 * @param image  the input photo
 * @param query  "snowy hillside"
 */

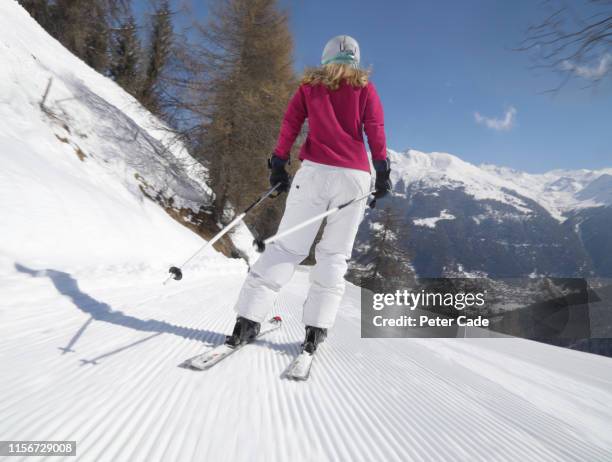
xmin=0 ymin=0 xmax=257 ymax=276
xmin=2 ymin=2 xmax=612 ymax=460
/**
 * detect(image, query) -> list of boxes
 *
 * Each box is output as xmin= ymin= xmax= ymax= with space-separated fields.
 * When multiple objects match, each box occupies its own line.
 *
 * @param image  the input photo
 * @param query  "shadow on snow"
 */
xmin=15 ymin=263 xmax=299 ymax=365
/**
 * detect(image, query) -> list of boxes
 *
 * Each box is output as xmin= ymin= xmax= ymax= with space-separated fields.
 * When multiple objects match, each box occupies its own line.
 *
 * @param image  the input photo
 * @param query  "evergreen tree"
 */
xmin=20 ymin=0 xmax=52 ymax=30
xmin=110 ymin=14 xmax=141 ymax=96
xmin=349 ymin=207 xmax=416 ymax=293
xmin=194 ymin=0 xmax=296 ymax=232
xmin=83 ymin=1 xmax=110 ymax=71
xmin=50 ymin=0 xmax=110 ymax=72
xmin=21 ymin=0 xmax=134 ymax=74
xmin=140 ymin=0 xmax=173 ymax=114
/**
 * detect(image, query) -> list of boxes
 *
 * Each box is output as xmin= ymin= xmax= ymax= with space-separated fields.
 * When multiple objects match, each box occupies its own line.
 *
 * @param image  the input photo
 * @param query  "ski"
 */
xmin=284 ymin=351 xmax=315 ymax=381
xmin=180 ymin=316 xmax=282 ymax=371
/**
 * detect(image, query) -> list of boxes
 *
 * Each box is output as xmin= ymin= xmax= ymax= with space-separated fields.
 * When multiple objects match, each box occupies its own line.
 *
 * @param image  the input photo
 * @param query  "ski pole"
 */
xmin=164 ymin=182 xmax=282 ymax=284
xmin=253 ymin=189 xmax=376 ymax=253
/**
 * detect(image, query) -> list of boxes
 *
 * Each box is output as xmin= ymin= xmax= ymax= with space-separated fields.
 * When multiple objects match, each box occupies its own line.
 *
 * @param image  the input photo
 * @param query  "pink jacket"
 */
xmin=274 ymin=81 xmax=387 ymax=172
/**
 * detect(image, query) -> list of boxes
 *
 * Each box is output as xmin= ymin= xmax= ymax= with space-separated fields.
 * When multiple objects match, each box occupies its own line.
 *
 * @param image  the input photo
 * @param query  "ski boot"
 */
xmin=225 ymin=316 xmax=261 ymax=348
xmin=302 ymin=325 xmax=327 ymax=354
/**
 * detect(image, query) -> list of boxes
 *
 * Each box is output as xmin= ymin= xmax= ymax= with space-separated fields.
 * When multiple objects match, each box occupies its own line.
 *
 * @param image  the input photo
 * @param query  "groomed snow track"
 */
xmin=1 ymin=266 xmax=611 ymax=462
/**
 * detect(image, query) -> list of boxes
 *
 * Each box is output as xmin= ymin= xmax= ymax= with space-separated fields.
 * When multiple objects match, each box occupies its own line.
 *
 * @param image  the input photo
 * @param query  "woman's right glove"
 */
xmin=373 ymin=158 xmax=392 ymax=199
xmin=268 ymin=154 xmax=291 ymax=193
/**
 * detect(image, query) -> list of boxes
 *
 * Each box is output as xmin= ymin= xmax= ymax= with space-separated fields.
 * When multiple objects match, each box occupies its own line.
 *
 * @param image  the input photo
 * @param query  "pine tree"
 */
xmin=194 ymin=0 xmax=296 ymax=232
xmin=140 ymin=0 xmax=173 ymax=114
xmin=83 ymin=1 xmax=110 ymax=71
xmin=349 ymin=207 xmax=416 ymax=293
xmin=20 ymin=0 xmax=52 ymax=30
xmin=110 ymin=14 xmax=141 ymax=96
xmin=45 ymin=0 xmax=112 ymax=72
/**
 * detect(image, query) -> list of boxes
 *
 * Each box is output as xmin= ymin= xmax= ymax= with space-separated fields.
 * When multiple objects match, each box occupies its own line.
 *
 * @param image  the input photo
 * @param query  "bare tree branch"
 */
xmin=516 ymin=0 xmax=612 ymax=92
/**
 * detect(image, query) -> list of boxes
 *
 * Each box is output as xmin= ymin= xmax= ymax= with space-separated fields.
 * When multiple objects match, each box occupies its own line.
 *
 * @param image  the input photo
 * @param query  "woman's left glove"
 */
xmin=268 ymin=154 xmax=291 ymax=192
xmin=373 ymin=158 xmax=392 ymax=199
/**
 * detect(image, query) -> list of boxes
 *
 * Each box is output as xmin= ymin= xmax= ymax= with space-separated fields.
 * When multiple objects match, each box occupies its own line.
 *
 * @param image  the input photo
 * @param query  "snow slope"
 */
xmin=2 ymin=2 xmax=612 ymax=461
xmin=391 ymin=149 xmax=612 ymax=221
xmin=2 ymin=267 xmax=612 ymax=461
xmin=0 ymin=0 xmax=254 ymax=274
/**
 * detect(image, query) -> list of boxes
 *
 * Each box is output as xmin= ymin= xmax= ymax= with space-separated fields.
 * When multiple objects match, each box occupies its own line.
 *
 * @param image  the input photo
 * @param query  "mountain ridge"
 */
xmin=355 ymin=149 xmax=611 ymax=278
xmin=389 ymin=148 xmax=612 ymax=221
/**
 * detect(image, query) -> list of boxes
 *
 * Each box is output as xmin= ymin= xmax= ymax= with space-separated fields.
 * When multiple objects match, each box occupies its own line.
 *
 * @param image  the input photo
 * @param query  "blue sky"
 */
xmin=137 ymin=0 xmax=611 ymax=172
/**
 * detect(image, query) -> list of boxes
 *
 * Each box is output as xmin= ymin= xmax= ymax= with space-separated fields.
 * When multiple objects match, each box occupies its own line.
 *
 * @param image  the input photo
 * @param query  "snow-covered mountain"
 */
xmin=355 ymin=149 xmax=612 ymax=278
xmin=391 ymin=149 xmax=612 ymax=221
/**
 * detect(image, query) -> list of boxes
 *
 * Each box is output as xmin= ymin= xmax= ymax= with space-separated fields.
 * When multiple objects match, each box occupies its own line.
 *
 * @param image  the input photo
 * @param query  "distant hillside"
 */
xmin=355 ymin=149 xmax=612 ymax=278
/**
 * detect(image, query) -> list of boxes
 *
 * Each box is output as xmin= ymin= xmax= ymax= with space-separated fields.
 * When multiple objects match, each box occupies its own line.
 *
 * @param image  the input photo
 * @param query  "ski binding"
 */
xmin=180 ymin=316 xmax=282 ymax=371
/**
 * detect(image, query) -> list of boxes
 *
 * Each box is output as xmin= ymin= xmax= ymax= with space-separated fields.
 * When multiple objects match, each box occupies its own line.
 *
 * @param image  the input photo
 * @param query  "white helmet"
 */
xmin=321 ymin=35 xmax=360 ymax=68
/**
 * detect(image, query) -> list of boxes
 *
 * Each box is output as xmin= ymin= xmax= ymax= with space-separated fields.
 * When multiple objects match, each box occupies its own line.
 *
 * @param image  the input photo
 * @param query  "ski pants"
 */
xmin=234 ymin=160 xmax=372 ymax=329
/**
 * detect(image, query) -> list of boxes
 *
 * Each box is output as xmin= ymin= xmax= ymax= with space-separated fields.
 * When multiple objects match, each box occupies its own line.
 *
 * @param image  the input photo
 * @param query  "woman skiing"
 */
xmin=226 ymin=35 xmax=391 ymax=353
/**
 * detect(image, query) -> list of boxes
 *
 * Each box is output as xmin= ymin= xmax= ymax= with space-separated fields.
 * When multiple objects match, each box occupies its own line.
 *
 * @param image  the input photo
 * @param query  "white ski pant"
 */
xmin=234 ymin=160 xmax=372 ymax=329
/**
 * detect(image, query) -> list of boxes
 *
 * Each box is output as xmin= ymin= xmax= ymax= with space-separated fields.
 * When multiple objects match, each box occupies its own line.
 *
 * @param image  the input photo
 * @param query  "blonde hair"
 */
xmin=301 ymin=63 xmax=369 ymax=90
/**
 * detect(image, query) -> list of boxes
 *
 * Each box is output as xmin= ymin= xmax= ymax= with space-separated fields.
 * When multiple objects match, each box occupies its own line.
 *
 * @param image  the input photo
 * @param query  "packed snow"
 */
xmin=1 ymin=2 xmax=612 ymax=461
xmin=3 ymin=265 xmax=612 ymax=461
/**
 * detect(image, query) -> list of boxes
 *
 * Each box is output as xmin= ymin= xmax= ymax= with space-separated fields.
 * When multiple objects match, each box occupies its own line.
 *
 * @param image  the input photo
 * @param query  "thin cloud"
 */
xmin=474 ymin=106 xmax=517 ymax=132
xmin=561 ymin=54 xmax=612 ymax=80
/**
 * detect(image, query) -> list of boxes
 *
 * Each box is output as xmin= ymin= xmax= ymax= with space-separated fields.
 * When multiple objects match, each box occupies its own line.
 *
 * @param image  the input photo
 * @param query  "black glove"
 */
xmin=373 ymin=158 xmax=392 ymax=199
xmin=268 ymin=154 xmax=290 ymax=193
